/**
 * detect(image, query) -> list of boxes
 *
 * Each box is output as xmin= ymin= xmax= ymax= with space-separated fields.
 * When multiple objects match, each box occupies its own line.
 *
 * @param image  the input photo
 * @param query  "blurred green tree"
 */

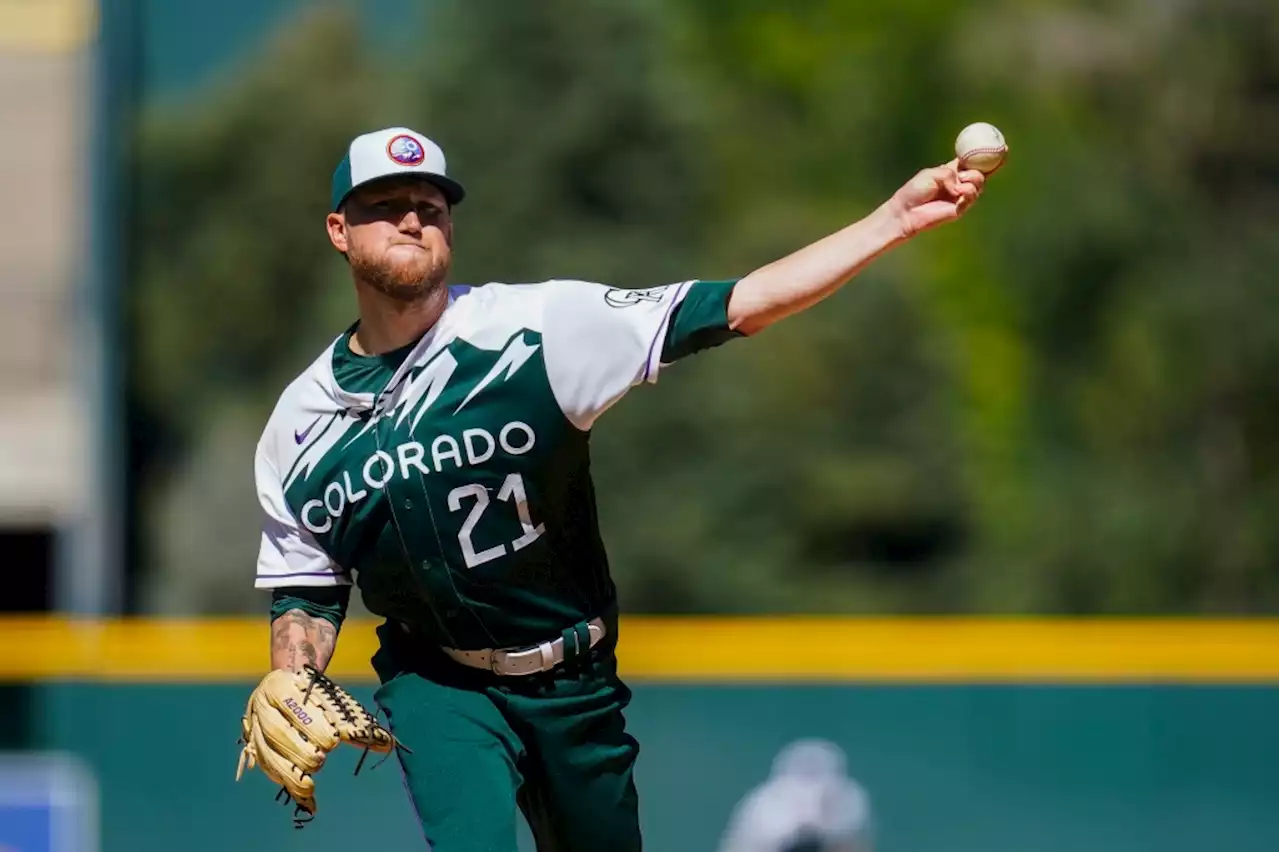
xmin=126 ymin=0 xmax=1276 ymax=615
xmin=128 ymin=9 xmax=391 ymax=610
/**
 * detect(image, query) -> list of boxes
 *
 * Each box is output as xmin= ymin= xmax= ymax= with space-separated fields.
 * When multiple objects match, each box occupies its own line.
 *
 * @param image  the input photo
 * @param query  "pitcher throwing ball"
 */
xmin=237 ymin=126 xmax=989 ymax=851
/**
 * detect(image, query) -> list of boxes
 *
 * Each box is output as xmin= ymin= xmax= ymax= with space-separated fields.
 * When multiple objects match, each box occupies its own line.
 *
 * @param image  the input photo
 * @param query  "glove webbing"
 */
xmin=276 ymin=666 xmax=405 ymax=829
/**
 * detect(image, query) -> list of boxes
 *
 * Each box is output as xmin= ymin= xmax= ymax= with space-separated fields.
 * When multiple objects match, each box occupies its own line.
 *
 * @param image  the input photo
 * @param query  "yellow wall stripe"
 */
xmin=0 ymin=617 xmax=1273 ymax=683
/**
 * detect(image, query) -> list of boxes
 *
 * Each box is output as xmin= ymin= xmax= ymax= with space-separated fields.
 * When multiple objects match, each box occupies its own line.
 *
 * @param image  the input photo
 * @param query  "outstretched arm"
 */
xmin=726 ymin=161 xmax=986 ymax=336
xmin=271 ymin=609 xmax=339 ymax=672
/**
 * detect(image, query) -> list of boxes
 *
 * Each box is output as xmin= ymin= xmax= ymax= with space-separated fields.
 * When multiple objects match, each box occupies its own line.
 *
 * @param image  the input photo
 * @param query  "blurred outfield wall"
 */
xmin=1 ymin=617 xmax=1275 ymax=852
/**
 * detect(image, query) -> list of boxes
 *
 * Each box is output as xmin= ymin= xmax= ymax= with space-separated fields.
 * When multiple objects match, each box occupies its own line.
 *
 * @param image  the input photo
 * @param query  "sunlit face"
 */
xmin=326 ymin=178 xmax=453 ymax=303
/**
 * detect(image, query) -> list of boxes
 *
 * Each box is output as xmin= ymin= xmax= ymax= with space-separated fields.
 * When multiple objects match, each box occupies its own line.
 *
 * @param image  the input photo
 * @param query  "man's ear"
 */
xmin=326 ymin=211 xmax=349 ymax=253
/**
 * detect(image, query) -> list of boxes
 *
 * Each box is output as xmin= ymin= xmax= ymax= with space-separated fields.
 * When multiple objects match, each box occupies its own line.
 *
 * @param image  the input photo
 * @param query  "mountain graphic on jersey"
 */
xmin=281 ymin=330 xmax=560 ymax=571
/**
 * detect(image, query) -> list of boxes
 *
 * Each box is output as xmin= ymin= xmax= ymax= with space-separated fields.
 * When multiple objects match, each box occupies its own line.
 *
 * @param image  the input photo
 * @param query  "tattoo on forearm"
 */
xmin=312 ymin=620 xmax=338 ymax=670
xmin=271 ymin=609 xmax=339 ymax=673
xmin=271 ymin=619 xmax=295 ymax=668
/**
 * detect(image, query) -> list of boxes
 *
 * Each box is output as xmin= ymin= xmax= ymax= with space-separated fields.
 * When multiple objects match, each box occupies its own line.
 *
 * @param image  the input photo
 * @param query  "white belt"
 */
xmin=441 ymin=617 xmax=607 ymax=676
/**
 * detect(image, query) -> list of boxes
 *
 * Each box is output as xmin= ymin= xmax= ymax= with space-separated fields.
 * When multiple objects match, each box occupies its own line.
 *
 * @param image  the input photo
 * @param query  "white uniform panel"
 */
xmin=539 ymin=278 xmax=695 ymax=430
xmin=253 ymin=357 xmax=350 ymax=589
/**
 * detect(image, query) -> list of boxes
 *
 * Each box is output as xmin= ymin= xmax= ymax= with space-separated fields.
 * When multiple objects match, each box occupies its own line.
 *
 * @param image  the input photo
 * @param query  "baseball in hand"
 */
xmin=954 ymin=122 xmax=1008 ymax=174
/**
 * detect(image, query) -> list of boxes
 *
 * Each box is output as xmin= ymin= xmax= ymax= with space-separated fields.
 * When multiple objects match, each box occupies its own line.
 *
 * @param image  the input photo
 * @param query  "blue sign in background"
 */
xmin=0 ymin=755 xmax=97 ymax=852
xmin=0 ymin=804 xmax=53 ymax=852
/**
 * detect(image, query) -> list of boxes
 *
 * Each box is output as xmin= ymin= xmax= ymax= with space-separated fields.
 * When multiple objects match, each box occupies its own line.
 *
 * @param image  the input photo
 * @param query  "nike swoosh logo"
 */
xmin=294 ymin=415 xmax=322 ymax=445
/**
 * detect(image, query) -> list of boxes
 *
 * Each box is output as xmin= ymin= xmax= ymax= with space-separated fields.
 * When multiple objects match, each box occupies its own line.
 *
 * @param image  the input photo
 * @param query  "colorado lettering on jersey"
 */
xmin=299 ymin=421 xmax=537 ymax=534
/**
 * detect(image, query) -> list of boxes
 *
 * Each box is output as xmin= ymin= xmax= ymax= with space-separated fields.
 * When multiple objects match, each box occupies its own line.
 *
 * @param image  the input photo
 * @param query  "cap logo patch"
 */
xmin=386 ymin=134 xmax=426 ymax=166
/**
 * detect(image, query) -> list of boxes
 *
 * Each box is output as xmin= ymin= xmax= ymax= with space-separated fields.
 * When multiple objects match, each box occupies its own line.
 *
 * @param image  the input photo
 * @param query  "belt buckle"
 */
xmin=491 ymin=641 xmax=554 ymax=676
xmin=490 ymin=645 xmax=536 ymax=676
xmin=488 ymin=649 xmax=509 ymax=675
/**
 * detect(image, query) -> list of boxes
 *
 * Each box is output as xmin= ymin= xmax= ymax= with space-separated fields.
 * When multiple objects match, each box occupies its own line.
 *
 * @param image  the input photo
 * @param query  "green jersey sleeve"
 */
xmin=269 ymin=585 xmax=351 ymax=630
xmin=660 ymin=279 xmax=742 ymax=362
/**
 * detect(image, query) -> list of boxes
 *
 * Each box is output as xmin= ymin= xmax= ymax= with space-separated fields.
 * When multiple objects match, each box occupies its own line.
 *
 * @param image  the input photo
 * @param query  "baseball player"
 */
xmin=717 ymin=739 xmax=873 ymax=852
xmin=235 ymin=126 xmax=986 ymax=851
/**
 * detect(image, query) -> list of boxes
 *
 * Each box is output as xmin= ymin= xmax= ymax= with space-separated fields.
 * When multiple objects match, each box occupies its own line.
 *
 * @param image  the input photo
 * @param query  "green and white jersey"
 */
xmin=254 ymin=278 xmax=738 ymax=649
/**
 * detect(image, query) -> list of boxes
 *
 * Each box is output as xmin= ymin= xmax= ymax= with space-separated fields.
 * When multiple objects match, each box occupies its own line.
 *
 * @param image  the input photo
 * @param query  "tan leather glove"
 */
xmin=235 ymin=664 xmax=399 ymax=826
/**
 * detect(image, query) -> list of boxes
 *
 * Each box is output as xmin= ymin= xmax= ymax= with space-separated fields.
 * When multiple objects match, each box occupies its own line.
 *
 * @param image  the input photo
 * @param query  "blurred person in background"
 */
xmin=247 ymin=124 xmax=986 ymax=851
xmin=717 ymin=739 xmax=873 ymax=852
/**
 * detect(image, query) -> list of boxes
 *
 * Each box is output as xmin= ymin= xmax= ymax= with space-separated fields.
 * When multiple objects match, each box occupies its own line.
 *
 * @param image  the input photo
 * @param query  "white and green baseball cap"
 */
xmin=330 ymin=126 xmax=466 ymax=211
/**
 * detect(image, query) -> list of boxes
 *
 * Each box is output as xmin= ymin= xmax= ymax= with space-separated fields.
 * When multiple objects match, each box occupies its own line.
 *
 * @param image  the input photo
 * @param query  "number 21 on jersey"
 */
xmin=447 ymin=473 xmax=545 ymax=568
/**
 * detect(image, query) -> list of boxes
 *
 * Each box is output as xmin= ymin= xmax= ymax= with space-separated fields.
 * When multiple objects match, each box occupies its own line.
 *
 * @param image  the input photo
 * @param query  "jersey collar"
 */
xmin=323 ymin=286 xmax=464 ymax=414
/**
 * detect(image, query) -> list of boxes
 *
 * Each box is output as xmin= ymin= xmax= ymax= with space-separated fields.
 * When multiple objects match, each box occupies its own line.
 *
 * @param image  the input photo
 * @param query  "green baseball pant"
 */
xmin=372 ymin=622 xmax=642 ymax=852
